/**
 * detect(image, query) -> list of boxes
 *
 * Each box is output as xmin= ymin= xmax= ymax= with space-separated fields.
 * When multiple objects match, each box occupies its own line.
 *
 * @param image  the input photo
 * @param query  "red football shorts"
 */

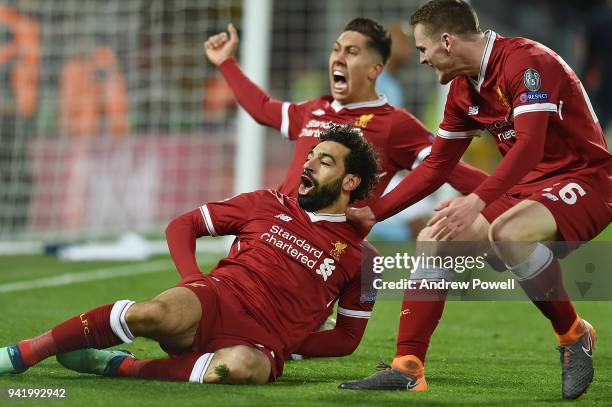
xmin=176 ymin=274 xmax=285 ymax=381
xmin=482 ymin=176 xmax=611 ymax=245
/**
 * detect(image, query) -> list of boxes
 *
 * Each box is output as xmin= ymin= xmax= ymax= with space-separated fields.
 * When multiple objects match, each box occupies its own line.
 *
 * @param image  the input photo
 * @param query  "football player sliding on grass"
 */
xmin=0 ymin=126 xmax=379 ymax=384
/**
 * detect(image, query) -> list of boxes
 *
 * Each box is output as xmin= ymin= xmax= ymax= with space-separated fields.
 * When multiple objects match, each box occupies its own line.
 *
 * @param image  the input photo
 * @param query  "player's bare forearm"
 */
xmin=166 ymin=209 xmax=207 ymax=280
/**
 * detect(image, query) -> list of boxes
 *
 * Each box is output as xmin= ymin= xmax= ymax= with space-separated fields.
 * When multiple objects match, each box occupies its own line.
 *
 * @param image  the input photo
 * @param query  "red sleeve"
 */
xmin=446 ymin=161 xmax=488 ymax=195
xmin=386 ymin=111 xmax=435 ymax=170
xmin=438 ymin=80 xmax=484 ymax=139
xmin=218 ymin=57 xmax=283 ymax=128
xmin=386 ymin=110 xmax=488 ymax=195
xmin=166 ymin=209 xmax=208 ymax=281
xmin=294 ymin=272 xmax=372 ymax=357
xmin=202 ymin=190 xmax=263 ymax=236
xmin=166 ymin=191 xmax=263 ymax=281
xmin=371 ymin=136 xmax=471 ymax=221
xmin=505 ymin=44 xmax=562 ymax=117
xmin=218 ymin=58 xmax=307 ymax=140
xmin=285 ymin=101 xmax=310 ymax=141
xmin=473 ymin=111 xmax=549 ymax=204
xmin=292 ymin=313 xmax=368 ymax=357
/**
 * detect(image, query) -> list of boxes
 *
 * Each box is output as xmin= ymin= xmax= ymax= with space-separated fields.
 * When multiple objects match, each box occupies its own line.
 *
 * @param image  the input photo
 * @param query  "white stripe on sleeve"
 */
xmin=513 ymin=102 xmax=558 ymax=117
xmin=199 ymin=205 xmax=217 ymax=236
xmin=411 ymin=146 xmax=432 ymax=170
xmin=437 ymin=128 xmax=482 ymax=139
xmin=337 ymin=306 xmax=372 ymax=319
xmin=281 ymin=102 xmax=291 ymax=139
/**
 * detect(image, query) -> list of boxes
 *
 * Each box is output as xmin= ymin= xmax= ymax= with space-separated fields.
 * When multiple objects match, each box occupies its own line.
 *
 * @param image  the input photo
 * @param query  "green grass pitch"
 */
xmin=0 ymin=250 xmax=610 ymax=407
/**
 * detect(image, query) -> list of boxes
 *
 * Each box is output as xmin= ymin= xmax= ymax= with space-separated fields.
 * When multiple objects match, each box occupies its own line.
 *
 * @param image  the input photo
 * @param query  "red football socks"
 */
xmin=517 ymin=258 xmax=577 ymax=335
xmin=395 ymin=289 xmax=447 ymax=364
xmin=18 ymin=303 xmax=121 ymax=367
xmin=117 ymin=353 xmax=213 ymax=382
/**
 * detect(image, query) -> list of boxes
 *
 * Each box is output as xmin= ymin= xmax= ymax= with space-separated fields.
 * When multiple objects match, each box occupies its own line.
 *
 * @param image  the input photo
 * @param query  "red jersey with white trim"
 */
xmin=200 ymin=189 xmax=370 ymax=358
xmin=439 ymin=31 xmax=611 ymax=191
xmin=278 ymin=95 xmax=434 ymax=205
xmin=218 ymin=58 xmax=488 ymax=201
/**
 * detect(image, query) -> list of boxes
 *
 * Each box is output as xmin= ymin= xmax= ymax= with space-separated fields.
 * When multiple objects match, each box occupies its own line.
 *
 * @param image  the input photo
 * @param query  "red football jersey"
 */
xmin=218 ymin=58 xmax=488 ymax=204
xmin=200 ymin=189 xmax=371 ymax=357
xmin=278 ymin=95 xmax=434 ymax=205
xmin=439 ymin=31 xmax=611 ymax=191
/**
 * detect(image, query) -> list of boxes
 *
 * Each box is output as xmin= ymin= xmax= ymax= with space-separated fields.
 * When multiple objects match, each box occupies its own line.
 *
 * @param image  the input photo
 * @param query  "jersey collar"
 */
xmin=469 ymin=30 xmax=497 ymax=92
xmin=306 ymin=211 xmax=347 ymax=223
xmin=331 ymin=94 xmax=388 ymax=112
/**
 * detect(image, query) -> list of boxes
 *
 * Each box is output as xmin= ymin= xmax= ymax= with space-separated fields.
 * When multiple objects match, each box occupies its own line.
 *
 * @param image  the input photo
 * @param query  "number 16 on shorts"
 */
xmin=541 ymin=182 xmax=586 ymax=205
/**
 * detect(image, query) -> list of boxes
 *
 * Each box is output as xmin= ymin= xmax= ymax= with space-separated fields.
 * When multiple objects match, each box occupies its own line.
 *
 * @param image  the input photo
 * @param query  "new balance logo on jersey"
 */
xmin=468 ymin=106 xmax=479 ymax=116
xmin=275 ymin=214 xmax=293 ymax=222
xmin=316 ymin=258 xmax=335 ymax=281
xmin=312 ymin=109 xmax=325 ymax=116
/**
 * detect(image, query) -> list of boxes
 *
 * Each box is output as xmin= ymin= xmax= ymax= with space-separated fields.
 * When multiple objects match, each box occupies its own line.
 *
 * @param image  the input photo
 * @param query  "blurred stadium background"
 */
xmin=0 ymin=0 xmax=610 ymax=250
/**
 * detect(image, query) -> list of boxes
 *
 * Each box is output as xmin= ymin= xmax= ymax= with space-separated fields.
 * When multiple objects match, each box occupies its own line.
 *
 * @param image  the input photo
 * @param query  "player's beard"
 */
xmin=298 ymin=174 xmax=344 ymax=212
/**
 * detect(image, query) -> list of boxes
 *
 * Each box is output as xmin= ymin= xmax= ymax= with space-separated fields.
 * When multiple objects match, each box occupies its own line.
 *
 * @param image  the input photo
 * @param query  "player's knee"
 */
xmin=126 ymin=301 xmax=171 ymax=332
xmin=489 ymin=208 xmax=552 ymax=243
xmin=225 ymin=346 xmax=268 ymax=384
xmin=488 ymin=216 xmax=523 ymax=242
xmin=206 ymin=345 xmax=270 ymax=385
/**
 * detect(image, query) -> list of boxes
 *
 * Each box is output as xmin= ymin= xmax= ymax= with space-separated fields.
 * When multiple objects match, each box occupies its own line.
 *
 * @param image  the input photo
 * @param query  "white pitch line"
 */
xmin=0 ymin=259 xmax=174 ymax=294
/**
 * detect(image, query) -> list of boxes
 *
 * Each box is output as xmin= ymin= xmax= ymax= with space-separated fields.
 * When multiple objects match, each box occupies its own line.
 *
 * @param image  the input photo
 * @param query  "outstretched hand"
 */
xmin=427 ymin=193 xmax=485 ymax=240
xmin=346 ymin=206 xmax=376 ymax=236
xmin=204 ymin=23 xmax=239 ymax=66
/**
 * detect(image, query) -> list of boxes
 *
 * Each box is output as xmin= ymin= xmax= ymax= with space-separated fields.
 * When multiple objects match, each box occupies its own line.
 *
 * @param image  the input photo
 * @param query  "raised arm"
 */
xmin=204 ymin=23 xmax=284 ymax=129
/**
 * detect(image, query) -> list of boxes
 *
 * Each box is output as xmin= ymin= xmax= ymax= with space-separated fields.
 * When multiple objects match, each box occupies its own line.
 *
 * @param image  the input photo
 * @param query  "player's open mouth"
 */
xmin=298 ymin=174 xmax=316 ymax=196
xmin=332 ymin=70 xmax=347 ymax=93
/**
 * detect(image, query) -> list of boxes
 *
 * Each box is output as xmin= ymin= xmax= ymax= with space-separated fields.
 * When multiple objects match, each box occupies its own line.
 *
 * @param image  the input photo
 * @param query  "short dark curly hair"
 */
xmin=319 ymin=124 xmax=380 ymax=203
xmin=343 ymin=18 xmax=391 ymax=64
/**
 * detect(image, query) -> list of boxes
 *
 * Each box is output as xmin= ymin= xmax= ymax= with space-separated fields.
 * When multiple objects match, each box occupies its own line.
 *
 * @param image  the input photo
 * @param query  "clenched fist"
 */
xmin=204 ymin=23 xmax=239 ymax=66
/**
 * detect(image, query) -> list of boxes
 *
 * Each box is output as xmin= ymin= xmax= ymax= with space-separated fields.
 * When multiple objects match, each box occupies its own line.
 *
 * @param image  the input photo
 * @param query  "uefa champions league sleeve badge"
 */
xmin=523 ymin=68 xmax=541 ymax=91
